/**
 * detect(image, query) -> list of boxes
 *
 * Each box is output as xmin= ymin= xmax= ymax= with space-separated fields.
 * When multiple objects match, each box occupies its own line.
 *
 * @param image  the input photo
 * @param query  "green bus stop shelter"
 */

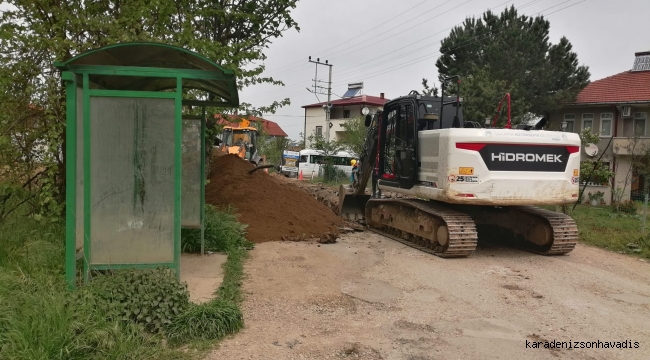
xmin=55 ymin=42 xmax=239 ymax=288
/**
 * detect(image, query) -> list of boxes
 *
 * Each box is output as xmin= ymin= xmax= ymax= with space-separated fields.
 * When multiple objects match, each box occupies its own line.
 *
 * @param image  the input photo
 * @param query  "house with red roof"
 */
xmin=550 ymin=51 xmax=650 ymax=203
xmin=301 ymin=82 xmax=389 ymax=146
xmin=213 ymin=114 xmax=288 ymax=138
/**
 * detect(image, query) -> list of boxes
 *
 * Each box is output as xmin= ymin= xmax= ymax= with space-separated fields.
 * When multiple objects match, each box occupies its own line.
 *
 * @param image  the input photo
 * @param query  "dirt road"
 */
xmin=207 ymin=233 xmax=650 ymax=360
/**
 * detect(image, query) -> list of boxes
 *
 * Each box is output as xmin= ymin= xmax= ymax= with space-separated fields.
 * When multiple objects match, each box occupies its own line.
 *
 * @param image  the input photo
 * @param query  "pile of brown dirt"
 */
xmin=205 ymin=154 xmax=344 ymax=243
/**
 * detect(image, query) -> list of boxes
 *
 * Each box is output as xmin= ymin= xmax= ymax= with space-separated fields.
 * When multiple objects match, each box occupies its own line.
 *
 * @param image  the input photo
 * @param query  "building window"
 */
xmin=634 ymin=112 xmax=647 ymax=136
xmin=343 ymin=110 xmax=351 ymax=118
xmin=564 ymin=114 xmax=575 ymax=132
xmin=600 ymin=113 xmax=613 ymax=137
xmin=582 ymin=113 xmax=593 ymax=131
xmin=315 ymin=126 xmax=322 ymax=137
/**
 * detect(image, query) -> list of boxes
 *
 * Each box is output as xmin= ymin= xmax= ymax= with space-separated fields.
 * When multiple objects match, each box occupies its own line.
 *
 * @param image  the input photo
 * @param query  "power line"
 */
xmin=332 ymin=0 xmax=517 ymax=79
xmin=266 ymin=0 xmax=430 ymax=77
xmin=332 ymin=0 xmax=579 ymax=86
xmin=332 ymin=0 xmax=554 ymax=84
xmin=246 ymin=0 xmax=530 ymax=103
xmin=325 ymin=0 xmax=474 ymax=63
xmin=251 ymin=0 xmax=584 ymax=106
xmin=247 ymin=0 xmax=474 ymax=101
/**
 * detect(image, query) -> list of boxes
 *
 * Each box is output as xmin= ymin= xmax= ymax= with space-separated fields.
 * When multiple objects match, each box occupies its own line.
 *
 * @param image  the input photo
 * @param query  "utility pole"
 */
xmin=307 ymin=56 xmax=333 ymax=143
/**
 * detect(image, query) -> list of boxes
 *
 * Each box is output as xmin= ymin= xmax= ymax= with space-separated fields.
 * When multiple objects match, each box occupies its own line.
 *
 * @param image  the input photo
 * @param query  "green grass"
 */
xmin=168 ymin=205 xmax=252 ymax=345
xmin=0 ymin=216 xmax=190 ymax=360
xmin=181 ymin=205 xmax=254 ymax=253
xmin=551 ymin=205 xmax=650 ymax=259
xmin=0 ymin=203 xmax=253 ymax=359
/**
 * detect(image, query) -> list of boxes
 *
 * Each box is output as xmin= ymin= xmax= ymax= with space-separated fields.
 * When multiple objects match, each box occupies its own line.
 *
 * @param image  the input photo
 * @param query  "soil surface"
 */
xmin=271 ymin=174 xmax=410 ymax=217
xmin=180 ymin=253 xmax=227 ymax=304
xmin=205 ymin=155 xmax=344 ymax=243
xmin=207 ymin=234 xmax=650 ymax=360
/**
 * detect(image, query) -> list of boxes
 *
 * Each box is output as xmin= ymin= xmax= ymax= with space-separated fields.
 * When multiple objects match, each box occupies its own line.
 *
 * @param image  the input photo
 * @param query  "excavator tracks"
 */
xmin=365 ymin=198 xmax=478 ymax=258
xmin=511 ymin=206 xmax=579 ymax=255
xmin=362 ymin=198 xmax=578 ymax=258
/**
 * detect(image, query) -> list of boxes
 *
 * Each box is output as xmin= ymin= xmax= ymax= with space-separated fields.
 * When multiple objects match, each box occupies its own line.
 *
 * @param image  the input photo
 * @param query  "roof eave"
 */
xmin=566 ymin=100 xmax=650 ymax=106
xmin=302 ymin=101 xmax=387 ymax=108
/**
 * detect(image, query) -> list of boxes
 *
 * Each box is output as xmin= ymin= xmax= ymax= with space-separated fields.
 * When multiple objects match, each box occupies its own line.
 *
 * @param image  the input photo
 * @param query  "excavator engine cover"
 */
xmin=338 ymin=185 xmax=371 ymax=221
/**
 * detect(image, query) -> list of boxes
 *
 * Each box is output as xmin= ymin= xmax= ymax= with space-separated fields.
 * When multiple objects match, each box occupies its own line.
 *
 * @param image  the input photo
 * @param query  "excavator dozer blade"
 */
xmin=338 ymin=185 xmax=371 ymax=222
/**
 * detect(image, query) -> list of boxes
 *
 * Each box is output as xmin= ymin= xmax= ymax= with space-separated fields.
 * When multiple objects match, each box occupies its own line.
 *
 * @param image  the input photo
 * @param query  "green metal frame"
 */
xmin=68 ymin=65 xmax=232 ymax=80
xmin=60 ymin=42 xmax=238 ymax=289
xmin=201 ymin=107 xmax=206 ymax=256
xmin=180 ymin=112 xmax=206 ymax=255
xmin=89 ymin=263 xmax=176 ymax=271
xmin=64 ymin=72 xmax=77 ymax=288
xmin=54 ymin=42 xmax=239 ymax=106
xmin=54 ymin=42 xmax=236 ymax=76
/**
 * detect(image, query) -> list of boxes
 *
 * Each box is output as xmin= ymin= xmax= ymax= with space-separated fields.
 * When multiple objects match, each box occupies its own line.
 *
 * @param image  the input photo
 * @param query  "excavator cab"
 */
xmin=338 ymin=95 xmax=462 ymax=221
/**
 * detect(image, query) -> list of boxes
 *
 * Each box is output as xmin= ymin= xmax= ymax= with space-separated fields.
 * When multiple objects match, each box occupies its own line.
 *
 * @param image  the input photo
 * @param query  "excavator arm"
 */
xmin=338 ymin=112 xmax=381 ymax=221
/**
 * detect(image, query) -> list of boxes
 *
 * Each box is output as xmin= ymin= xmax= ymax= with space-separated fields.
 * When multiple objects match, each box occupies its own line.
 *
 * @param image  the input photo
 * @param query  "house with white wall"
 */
xmin=301 ymin=83 xmax=388 ymax=145
xmin=549 ymin=50 xmax=650 ymax=204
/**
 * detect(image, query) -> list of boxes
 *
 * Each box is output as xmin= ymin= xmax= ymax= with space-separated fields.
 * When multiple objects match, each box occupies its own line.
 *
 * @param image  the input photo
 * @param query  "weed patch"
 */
xmin=172 ymin=205 xmax=252 ymax=343
xmin=74 ymin=268 xmax=191 ymax=333
xmin=0 ymin=266 xmax=188 ymax=360
xmin=166 ymin=299 xmax=243 ymax=344
xmin=182 ymin=205 xmax=254 ymax=253
xmin=556 ymin=205 xmax=650 ymax=259
xmin=0 ymin=203 xmax=253 ymax=359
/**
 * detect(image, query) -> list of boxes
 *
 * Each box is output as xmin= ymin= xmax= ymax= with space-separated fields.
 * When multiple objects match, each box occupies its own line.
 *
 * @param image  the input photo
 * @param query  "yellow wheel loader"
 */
xmin=217 ymin=118 xmax=263 ymax=165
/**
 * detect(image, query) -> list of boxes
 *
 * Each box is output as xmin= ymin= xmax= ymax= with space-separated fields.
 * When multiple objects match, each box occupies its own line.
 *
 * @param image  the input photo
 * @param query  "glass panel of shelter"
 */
xmin=89 ymin=96 xmax=176 ymax=265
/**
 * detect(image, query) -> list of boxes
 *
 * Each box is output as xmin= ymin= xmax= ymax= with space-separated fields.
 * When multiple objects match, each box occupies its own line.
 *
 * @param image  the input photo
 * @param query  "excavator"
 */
xmin=218 ymin=118 xmax=263 ymax=165
xmin=339 ymin=76 xmax=581 ymax=258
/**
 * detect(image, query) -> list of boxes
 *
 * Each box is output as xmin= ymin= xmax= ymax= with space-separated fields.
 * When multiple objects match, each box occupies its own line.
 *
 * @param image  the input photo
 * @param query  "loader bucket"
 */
xmin=338 ymin=185 xmax=371 ymax=222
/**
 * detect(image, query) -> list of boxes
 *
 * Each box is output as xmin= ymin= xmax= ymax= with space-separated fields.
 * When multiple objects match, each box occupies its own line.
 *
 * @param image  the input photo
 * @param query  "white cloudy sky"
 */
xmin=243 ymin=0 xmax=650 ymax=139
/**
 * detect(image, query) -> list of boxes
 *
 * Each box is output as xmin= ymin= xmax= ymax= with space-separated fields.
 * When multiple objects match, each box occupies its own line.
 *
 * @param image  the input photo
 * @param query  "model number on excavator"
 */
xmin=456 ymin=175 xmax=479 ymax=183
xmin=490 ymin=153 xmax=562 ymax=162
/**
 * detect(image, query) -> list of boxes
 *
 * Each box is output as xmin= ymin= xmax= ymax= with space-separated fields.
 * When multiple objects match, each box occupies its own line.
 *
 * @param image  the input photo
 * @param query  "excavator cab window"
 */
xmin=379 ymin=101 xmax=418 ymax=188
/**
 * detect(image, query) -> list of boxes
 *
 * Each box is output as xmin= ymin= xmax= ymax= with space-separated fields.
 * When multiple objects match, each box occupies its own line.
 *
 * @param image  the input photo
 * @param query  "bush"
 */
xmin=181 ymin=205 xmax=253 ymax=253
xmin=74 ymin=268 xmax=191 ymax=334
xmin=612 ymin=200 xmax=638 ymax=214
xmin=321 ymin=163 xmax=348 ymax=183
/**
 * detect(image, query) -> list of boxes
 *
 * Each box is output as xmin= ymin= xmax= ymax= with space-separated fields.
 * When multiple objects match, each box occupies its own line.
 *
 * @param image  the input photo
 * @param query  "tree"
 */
xmin=305 ymin=131 xmax=346 ymax=182
xmin=429 ymin=5 xmax=590 ymax=125
xmin=251 ymin=119 xmax=290 ymax=167
xmin=452 ymin=66 xmax=529 ymax=124
xmin=0 ymin=0 xmax=300 ymax=220
xmin=574 ymin=128 xmax=614 ymax=211
xmin=421 ymin=78 xmax=438 ymax=97
xmin=338 ymin=117 xmax=367 ymax=156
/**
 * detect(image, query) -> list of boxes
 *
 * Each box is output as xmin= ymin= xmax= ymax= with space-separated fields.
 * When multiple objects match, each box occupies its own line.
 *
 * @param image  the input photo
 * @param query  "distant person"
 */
xmin=350 ymin=159 xmax=358 ymax=183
